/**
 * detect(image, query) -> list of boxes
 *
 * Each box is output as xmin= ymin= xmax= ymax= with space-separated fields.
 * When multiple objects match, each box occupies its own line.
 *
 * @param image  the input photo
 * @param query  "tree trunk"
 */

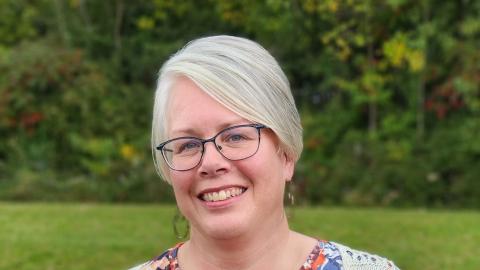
xmin=417 ymin=75 xmax=425 ymax=139
xmin=417 ymin=1 xmax=429 ymax=140
xmin=367 ymin=23 xmax=377 ymax=135
xmin=114 ymin=0 xmax=125 ymax=67
xmin=53 ymin=0 xmax=71 ymax=47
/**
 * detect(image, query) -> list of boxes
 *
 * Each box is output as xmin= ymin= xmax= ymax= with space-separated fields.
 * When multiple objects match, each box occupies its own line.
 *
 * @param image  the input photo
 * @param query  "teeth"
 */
xmin=219 ymin=190 xmax=226 ymax=200
xmin=202 ymin=187 xmax=245 ymax=202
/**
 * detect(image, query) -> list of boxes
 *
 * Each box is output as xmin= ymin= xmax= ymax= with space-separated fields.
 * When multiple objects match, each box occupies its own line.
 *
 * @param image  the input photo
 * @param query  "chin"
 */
xmin=198 ymin=217 xmax=250 ymax=240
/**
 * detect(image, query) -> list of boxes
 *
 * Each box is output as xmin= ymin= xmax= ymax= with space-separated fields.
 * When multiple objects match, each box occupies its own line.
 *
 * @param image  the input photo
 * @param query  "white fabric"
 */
xmin=127 ymin=262 xmax=148 ymax=270
xmin=333 ymin=242 xmax=400 ymax=269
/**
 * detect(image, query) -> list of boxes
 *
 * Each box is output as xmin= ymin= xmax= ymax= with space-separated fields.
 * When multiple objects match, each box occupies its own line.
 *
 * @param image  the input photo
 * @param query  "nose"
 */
xmin=198 ymin=141 xmax=230 ymax=177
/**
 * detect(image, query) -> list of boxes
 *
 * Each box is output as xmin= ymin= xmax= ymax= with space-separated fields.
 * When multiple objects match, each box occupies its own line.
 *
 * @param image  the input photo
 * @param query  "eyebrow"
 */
xmin=169 ymin=120 xmax=251 ymax=138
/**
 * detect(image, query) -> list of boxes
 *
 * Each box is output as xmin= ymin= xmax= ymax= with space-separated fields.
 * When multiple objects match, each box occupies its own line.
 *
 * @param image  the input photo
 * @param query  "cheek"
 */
xmin=236 ymin=154 xmax=287 ymax=207
xmin=170 ymin=171 xmax=194 ymax=195
xmin=236 ymin=147 xmax=285 ymax=185
xmin=170 ymin=172 xmax=196 ymax=216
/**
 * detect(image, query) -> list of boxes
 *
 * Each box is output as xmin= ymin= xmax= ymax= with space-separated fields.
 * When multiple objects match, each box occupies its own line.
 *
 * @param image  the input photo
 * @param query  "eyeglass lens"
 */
xmin=161 ymin=125 xmax=261 ymax=171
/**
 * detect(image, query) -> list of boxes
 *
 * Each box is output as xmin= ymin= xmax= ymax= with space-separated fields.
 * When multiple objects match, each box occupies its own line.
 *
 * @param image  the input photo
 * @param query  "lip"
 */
xmin=197 ymin=184 xmax=246 ymax=196
xmin=197 ymin=185 xmax=247 ymax=208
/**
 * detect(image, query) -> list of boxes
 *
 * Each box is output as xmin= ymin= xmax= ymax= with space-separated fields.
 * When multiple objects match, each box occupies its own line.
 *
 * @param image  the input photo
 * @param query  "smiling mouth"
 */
xmin=199 ymin=187 xmax=247 ymax=202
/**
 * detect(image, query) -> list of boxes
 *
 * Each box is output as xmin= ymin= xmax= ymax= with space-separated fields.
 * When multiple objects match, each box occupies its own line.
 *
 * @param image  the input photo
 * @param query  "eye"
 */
xmin=219 ymin=126 xmax=257 ymax=145
xmin=176 ymin=140 xmax=201 ymax=154
xmin=227 ymin=134 xmax=245 ymax=142
xmin=223 ymin=132 xmax=253 ymax=145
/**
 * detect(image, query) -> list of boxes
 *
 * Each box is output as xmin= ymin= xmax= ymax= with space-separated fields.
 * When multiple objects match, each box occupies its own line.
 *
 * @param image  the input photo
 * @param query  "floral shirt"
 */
xmin=134 ymin=240 xmax=346 ymax=270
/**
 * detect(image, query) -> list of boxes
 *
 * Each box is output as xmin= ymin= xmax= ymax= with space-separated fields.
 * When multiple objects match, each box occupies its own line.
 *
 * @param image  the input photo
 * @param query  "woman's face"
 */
xmin=165 ymin=77 xmax=294 ymax=240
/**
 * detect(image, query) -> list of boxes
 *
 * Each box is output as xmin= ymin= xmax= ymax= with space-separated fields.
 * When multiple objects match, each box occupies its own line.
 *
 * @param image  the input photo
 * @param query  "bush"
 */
xmin=0 ymin=40 xmax=173 ymax=202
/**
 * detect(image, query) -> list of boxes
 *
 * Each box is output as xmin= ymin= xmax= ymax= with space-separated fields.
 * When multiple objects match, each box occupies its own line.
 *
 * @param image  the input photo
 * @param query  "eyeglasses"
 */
xmin=156 ymin=124 xmax=266 ymax=171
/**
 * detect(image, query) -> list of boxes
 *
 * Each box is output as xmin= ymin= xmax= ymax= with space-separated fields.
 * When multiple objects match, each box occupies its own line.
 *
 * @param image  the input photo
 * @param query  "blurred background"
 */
xmin=1 ymin=1 xmax=480 ymax=269
xmin=1 ymin=0 xmax=479 ymax=207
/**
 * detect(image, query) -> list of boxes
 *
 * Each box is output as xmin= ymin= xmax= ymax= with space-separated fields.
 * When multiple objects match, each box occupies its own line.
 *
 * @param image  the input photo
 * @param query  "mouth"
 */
xmin=198 ymin=187 xmax=247 ymax=202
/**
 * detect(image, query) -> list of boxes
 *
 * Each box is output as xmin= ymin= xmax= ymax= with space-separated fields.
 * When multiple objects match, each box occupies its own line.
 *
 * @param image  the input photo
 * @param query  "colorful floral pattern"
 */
xmin=300 ymin=241 xmax=342 ymax=270
xmin=139 ymin=240 xmax=343 ymax=270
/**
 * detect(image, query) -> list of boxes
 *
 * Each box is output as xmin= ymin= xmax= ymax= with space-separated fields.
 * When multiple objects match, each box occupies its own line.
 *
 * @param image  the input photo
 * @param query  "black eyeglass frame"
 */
xmin=156 ymin=123 xmax=267 ymax=171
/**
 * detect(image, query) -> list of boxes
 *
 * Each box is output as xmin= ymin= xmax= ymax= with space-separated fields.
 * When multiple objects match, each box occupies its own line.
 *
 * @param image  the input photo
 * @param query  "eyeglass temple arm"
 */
xmin=156 ymin=144 xmax=173 ymax=152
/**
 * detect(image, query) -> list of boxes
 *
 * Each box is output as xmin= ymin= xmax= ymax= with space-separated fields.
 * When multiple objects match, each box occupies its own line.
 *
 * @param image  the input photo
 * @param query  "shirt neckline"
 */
xmin=164 ymin=240 xmax=329 ymax=270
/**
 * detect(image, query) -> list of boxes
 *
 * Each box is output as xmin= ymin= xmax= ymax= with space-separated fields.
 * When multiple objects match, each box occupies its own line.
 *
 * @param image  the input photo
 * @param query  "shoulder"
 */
xmin=301 ymin=240 xmax=343 ymax=269
xmin=302 ymin=240 xmax=399 ymax=270
xmin=331 ymin=241 xmax=400 ymax=270
xmin=127 ymin=244 xmax=181 ymax=270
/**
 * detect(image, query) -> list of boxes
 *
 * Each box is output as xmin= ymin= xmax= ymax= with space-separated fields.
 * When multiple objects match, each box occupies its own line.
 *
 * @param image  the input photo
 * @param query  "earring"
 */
xmin=172 ymin=208 xmax=190 ymax=239
xmin=284 ymin=181 xmax=296 ymax=219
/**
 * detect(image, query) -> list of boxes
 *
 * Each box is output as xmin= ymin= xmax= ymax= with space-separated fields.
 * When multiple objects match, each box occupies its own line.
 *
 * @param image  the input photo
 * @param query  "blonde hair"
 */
xmin=152 ymin=35 xmax=302 ymax=183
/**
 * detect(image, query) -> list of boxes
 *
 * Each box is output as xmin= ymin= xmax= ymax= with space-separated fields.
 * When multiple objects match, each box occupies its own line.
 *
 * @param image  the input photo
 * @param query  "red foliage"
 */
xmin=20 ymin=112 xmax=43 ymax=127
xmin=424 ymin=80 xmax=465 ymax=120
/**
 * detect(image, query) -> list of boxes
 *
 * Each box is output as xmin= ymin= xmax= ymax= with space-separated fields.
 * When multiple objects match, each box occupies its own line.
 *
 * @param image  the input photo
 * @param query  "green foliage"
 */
xmin=0 ymin=0 xmax=479 ymax=207
xmin=0 ymin=0 xmax=39 ymax=46
xmin=290 ymin=0 xmax=480 ymax=208
xmin=0 ymin=40 xmax=172 ymax=202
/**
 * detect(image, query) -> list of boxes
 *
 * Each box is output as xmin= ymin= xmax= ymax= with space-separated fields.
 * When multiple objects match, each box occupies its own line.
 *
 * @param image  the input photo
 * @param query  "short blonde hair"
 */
xmin=152 ymin=35 xmax=302 ymax=183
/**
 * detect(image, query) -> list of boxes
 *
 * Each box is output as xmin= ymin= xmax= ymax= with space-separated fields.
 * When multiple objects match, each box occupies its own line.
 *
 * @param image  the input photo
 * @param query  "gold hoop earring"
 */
xmin=172 ymin=208 xmax=190 ymax=239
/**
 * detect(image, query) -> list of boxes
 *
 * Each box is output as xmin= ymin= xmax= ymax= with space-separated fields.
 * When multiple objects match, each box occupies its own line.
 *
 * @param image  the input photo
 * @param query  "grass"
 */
xmin=0 ymin=203 xmax=479 ymax=269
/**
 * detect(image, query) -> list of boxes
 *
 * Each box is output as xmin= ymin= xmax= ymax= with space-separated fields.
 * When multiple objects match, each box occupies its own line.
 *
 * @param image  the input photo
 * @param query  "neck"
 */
xmin=181 ymin=211 xmax=292 ymax=270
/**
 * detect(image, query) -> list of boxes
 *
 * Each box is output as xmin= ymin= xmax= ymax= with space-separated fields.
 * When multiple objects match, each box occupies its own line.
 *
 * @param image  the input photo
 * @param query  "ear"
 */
xmin=282 ymin=152 xmax=295 ymax=182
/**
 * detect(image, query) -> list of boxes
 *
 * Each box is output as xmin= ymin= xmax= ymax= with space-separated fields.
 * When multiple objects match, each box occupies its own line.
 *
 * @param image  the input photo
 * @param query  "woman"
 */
xmin=130 ymin=35 xmax=399 ymax=270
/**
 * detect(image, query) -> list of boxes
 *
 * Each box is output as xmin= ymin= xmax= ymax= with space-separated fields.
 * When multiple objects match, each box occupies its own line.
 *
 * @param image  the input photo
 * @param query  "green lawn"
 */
xmin=0 ymin=203 xmax=478 ymax=269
